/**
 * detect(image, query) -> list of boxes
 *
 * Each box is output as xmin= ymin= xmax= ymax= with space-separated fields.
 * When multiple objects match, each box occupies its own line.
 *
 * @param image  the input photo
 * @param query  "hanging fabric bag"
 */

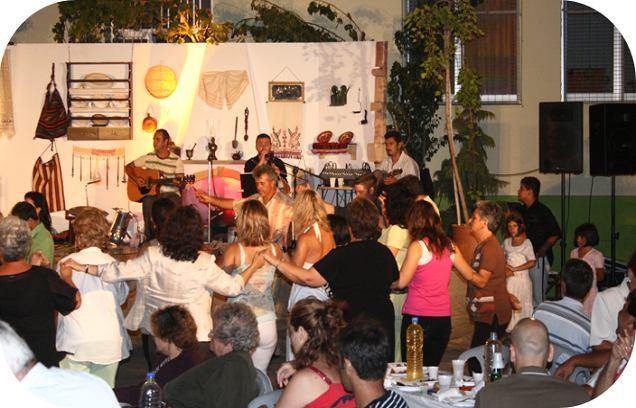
xmin=34 ymin=63 xmax=69 ymax=140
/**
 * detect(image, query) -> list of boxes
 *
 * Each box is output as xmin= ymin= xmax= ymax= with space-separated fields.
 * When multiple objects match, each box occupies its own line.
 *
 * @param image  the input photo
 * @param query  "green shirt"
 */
xmin=29 ymin=222 xmax=54 ymax=266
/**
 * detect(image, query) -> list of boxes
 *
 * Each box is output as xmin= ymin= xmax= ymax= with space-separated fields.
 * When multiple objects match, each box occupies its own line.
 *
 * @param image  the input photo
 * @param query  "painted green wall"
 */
xmin=495 ymin=195 xmax=636 ymax=271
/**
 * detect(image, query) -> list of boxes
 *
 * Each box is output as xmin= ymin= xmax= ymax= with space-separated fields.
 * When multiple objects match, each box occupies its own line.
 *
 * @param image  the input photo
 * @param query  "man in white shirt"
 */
xmin=590 ymin=251 xmax=636 ymax=351
xmin=0 ymin=320 xmax=119 ymax=408
xmin=376 ymin=131 xmax=420 ymax=186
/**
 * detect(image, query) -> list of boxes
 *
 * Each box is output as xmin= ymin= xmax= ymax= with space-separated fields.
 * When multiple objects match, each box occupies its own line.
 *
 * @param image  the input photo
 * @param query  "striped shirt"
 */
xmin=533 ymin=296 xmax=591 ymax=365
xmin=366 ymin=390 xmax=408 ymax=408
xmin=134 ymin=151 xmax=184 ymax=193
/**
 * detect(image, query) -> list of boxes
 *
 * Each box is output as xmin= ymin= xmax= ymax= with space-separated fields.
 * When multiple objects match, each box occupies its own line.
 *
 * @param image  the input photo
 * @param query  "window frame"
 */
xmin=562 ymin=1 xmax=636 ymax=102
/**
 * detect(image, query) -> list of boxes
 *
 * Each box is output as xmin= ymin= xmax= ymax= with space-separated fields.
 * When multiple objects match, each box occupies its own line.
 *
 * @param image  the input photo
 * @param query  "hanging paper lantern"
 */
xmin=142 ymin=113 xmax=157 ymax=133
xmin=145 ymin=65 xmax=177 ymax=99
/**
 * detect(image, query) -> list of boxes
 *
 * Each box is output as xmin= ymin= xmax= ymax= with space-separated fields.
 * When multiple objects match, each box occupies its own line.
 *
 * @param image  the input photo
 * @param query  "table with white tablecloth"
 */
xmin=392 ymin=388 xmax=475 ymax=408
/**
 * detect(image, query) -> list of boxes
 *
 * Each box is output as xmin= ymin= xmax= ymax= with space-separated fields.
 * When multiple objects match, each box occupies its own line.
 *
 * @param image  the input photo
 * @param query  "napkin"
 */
xmin=435 ymin=387 xmax=463 ymax=402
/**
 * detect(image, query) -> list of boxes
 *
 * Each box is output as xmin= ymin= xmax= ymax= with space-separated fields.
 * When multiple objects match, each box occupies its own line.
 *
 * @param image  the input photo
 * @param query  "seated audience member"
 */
xmin=276 ymin=298 xmax=355 ymax=408
xmin=592 ymin=289 xmax=636 ymax=397
xmin=556 ymin=289 xmax=636 ymax=388
xmin=218 ymin=200 xmax=282 ymax=372
xmin=327 ymin=214 xmax=350 ymax=247
xmin=475 ymin=318 xmax=590 ymax=408
xmin=570 ymin=222 xmax=605 ymax=316
xmin=61 ymin=206 xmax=264 ymax=350
xmin=115 ymin=305 xmax=200 ymax=405
xmin=263 ymin=197 xmax=399 ymax=360
xmin=589 ymin=250 xmax=636 ymax=351
xmin=0 ymin=319 xmax=119 ymax=408
xmin=56 ymin=209 xmax=131 ymax=387
xmin=10 ymin=201 xmax=54 ymax=266
xmin=24 ymin=191 xmax=53 ymax=232
xmin=0 ymin=216 xmax=79 ymax=367
xmin=533 ymin=259 xmax=593 ymax=368
xmin=164 ymin=302 xmax=259 ymax=408
xmin=333 ymin=173 xmax=384 ymax=228
xmin=339 ymin=321 xmax=407 ymax=408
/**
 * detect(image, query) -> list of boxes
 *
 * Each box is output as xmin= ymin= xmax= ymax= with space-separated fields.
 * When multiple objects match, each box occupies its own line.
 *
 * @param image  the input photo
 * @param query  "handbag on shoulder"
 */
xmin=34 ymin=63 xmax=69 ymax=140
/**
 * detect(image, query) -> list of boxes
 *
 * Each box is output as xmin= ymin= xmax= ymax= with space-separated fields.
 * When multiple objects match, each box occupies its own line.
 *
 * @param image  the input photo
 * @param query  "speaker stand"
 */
xmin=610 ymin=176 xmax=617 ymax=284
xmin=557 ymin=173 xmax=566 ymax=299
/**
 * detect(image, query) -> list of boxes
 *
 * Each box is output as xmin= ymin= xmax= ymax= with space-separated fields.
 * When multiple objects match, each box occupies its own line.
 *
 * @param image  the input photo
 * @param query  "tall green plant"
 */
xmin=406 ymin=0 xmax=482 ymax=223
xmin=387 ymin=14 xmax=443 ymax=166
xmin=232 ymin=0 xmax=365 ymax=42
xmin=53 ymin=0 xmax=232 ymax=44
xmin=435 ymin=67 xmax=507 ymax=219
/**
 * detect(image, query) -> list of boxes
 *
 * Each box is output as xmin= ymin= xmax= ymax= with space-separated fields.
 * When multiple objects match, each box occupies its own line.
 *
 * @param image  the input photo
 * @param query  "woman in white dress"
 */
xmin=502 ymin=213 xmax=536 ymax=332
xmin=218 ymin=200 xmax=282 ymax=372
xmin=570 ymin=223 xmax=605 ymax=317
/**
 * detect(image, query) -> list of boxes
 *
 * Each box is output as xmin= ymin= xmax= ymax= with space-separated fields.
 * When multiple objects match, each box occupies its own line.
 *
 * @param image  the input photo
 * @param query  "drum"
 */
xmin=110 ymin=209 xmax=132 ymax=244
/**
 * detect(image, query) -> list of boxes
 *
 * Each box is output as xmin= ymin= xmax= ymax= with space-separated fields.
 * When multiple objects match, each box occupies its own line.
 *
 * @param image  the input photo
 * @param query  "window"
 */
xmin=403 ymin=0 xmax=520 ymax=103
xmin=564 ymin=2 xmax=636 ymax=101
xmin=463 ymin=0 xmax=519 ymax=102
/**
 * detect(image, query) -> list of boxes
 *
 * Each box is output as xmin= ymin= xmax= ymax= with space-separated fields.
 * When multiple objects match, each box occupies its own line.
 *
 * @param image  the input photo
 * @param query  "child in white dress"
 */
xmin=502 ymin=213 xmax=536 ymax=332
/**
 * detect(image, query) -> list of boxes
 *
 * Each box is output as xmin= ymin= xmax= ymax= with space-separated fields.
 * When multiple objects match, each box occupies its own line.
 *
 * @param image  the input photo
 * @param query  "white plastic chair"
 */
xmin=548 ymin=343 xmax=591 ymax=385
xmin=248 ymin=389 xmax=282 ymax=408
xmin=255 ymin=368 xmax=273 ymax=396
xmin=458 ymin=344 xmax=511 ymax=373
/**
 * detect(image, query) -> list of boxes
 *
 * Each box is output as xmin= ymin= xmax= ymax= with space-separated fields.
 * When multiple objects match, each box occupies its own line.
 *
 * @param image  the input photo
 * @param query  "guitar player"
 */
xmin=375 ymin=130 xmax=420 ymax=186
xmin=126 ymin=129 xmax=184 ymax=240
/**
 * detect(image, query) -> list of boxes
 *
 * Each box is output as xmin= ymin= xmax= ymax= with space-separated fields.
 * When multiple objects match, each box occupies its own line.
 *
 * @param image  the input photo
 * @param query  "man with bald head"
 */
xmin=475 ymin=318 xmax=589 ymax=408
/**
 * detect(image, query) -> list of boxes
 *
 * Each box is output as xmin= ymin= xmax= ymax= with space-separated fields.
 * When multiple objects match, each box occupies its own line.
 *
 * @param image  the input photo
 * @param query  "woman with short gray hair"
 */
xmin=164 ymin=302 xmax=260 ymax=408
xmin=0 ymin=216 xmax=79 ymax=367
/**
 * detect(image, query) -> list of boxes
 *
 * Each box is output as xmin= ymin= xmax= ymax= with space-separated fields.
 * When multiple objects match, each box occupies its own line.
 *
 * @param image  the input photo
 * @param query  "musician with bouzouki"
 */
xmin=125 ymin=129 xmax=184 ymax=240
xmin=376 ymin=130 xmax=420 ymax=186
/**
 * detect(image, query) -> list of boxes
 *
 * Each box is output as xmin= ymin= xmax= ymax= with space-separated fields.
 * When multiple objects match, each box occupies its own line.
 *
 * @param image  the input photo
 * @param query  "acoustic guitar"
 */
xmin=127 ymin=167 xmax=195 ymax=202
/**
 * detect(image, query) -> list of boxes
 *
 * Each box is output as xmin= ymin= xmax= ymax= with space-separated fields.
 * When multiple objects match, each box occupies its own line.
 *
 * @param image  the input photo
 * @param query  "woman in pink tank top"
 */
xmin=391 ymin=201 xmax=475 ymax=366
xmin=275 ymin=298 xmax=355 ymax=408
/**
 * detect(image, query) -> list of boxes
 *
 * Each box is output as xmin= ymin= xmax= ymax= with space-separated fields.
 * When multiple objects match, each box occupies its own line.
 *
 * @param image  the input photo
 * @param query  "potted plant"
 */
xmin=387 ymin=9 xmax=443 ymax=170
xmin=435 ymin=66 xmax=507 ymax=256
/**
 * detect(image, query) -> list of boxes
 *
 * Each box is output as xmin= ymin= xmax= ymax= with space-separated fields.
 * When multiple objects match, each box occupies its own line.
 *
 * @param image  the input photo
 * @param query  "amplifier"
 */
xmin=319 ymin=162 xmax=372 ymax=186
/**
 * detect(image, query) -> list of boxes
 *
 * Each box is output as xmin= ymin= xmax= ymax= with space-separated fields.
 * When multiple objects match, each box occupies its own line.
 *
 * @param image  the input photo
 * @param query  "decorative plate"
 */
xmin=82 ymin=73 xmax=114 ymax=89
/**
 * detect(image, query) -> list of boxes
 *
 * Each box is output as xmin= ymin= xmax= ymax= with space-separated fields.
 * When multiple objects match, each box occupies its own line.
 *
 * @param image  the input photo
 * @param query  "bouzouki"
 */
xmin=127 ymin=167 xmax=195 ymax=202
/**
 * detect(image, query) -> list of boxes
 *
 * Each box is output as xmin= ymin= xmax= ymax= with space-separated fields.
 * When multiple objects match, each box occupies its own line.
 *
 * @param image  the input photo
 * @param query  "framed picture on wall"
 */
xmin=268 ymin=81 xmax=304 ymax=102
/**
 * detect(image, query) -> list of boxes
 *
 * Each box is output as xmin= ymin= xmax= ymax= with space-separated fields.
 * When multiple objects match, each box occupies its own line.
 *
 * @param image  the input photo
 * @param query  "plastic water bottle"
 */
xmin=406 ymin=317 xmax=424 ymax=381
xmin=139 ymin=372 xmax=162 ymax=408
xmin=484 ymin=332 xmax=502 ymax=382
xmin=489 ymin=352 xmax=504 ymax=382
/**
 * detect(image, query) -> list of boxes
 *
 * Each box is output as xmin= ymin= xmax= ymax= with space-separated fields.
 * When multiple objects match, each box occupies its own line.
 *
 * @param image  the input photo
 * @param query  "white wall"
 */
xmin=0 ymin=42 xmax=378 ymax=230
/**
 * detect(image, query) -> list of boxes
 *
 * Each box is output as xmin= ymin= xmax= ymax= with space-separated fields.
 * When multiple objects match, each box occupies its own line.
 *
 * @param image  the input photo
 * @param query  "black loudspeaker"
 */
xmin=589 ymin=103 xmax=636 ymax=176
xmin=539 ymin=102 xmax=583 ymax=174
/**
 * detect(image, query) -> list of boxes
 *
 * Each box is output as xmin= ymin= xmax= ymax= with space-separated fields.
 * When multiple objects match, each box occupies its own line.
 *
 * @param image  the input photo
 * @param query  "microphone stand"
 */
xmin=276 ymin=159 xmax=326 ymax=197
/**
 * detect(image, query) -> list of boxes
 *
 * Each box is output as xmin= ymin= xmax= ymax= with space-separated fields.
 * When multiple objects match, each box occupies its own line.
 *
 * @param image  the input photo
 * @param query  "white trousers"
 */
xmin=252 ymin=319 xmax=278 ymax=372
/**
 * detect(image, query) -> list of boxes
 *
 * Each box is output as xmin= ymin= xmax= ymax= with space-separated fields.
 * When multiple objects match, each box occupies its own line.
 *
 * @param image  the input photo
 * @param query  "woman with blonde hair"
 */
xmin=56 ymin=208 xmax=131 ymax=387
xmin=218 ymin=199 xmax=282 ymax=372
xmin=289 ymin=190 xmax=336 ymax=306
xmin=285 ymin=190 xmax=336 ymax=359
